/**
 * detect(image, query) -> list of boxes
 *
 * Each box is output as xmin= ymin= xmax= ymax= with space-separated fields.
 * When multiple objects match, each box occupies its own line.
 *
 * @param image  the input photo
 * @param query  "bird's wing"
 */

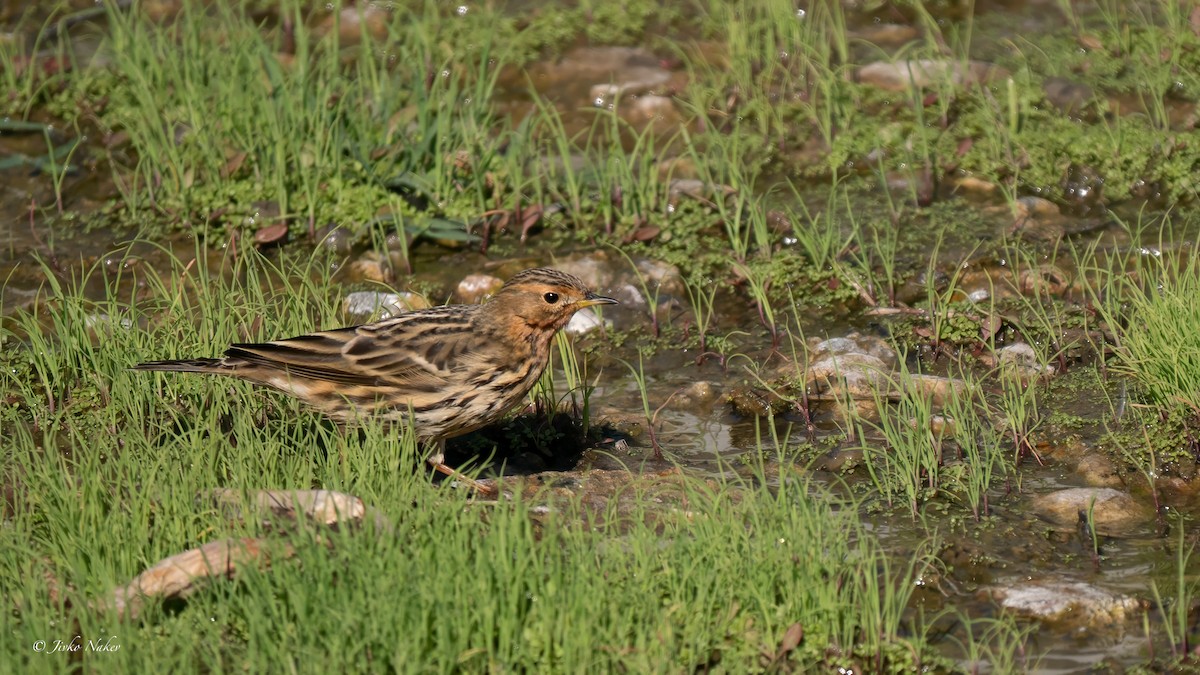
xmin=223 ymin=308 xmax=485 ymax=389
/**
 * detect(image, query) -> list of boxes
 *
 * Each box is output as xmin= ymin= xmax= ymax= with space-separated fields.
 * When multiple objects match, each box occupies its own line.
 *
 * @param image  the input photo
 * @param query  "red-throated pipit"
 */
xmin=134 ymin=268 xmax=617 ymax=492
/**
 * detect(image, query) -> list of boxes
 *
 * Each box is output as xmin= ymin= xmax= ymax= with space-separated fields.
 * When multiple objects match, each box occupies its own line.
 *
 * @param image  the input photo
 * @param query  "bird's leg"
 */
xmin=426 ymin=439 xmax=495 ymax=497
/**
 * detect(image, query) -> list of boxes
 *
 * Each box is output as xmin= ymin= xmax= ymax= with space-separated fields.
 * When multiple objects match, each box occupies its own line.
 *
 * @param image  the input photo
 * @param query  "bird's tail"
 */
xmin=131 ymin=358 xmax=231 ymax=374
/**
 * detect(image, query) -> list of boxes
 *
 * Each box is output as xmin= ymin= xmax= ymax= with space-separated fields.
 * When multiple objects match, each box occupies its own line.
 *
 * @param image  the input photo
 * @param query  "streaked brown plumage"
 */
xmin=133 ymin=268 xmax=617 ymax=489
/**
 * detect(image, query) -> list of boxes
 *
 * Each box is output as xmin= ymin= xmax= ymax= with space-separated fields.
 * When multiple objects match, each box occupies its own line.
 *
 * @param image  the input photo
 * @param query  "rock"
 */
xmin=1061 ymin=163 xmax=1106 ymax=216
xmin=1016 ymin=196 xmax=1061 ymax=219
xmin=85 ymin=313 xmax=134 ymax=331
xmin=564 ymin=308 xmax=609 ymax=336
xmin=592 ymin=411 xmax=645 ymax=439
xmin=314 ymin=5 xmax=388 ymax=47
xmin=951 ymin=175 xmax=998 ymax=194
xmin=655 ymin=156 xmax=699 ymax=181
xmin=1029 ymin=488 xmax=1153 ymax=537
xmin=668 ymin=178 xmax=736 ymax=203
xmin=1018 ymin=265 xmax=1071 ymax=296
xmin=828 ymin=397 xmax=885 ymax=423
xmin=1036 ymin=437 xmax=1088 ymax=463
xmin=611 ymin=283 xmax=646 ymax=307
xmin=855 ymin=59 xmax=1009 ymax=92
xmin=347 ymin=252 xmax=393 ymax=283
xmin=140 ymin=0 xmax=183 ymax=23
xmin=811 ymin=448 xmax=863 ymax=473
xmin=243 ymin=201 xmax=281 ymax=227
xmin=534 ymin=153 xmax=590 ymax=181
xmin=930 ymin=414 xmax=957 ymax=438
xmin=809 ymin=337 xmax=860 ymax=358
xmin=525 ymin=46 xmax=671 ymax=109
xmin=635 ymin=259 xmax=684 ymax=296
xmin=455 ymin=273 xmax=503 ymax=304
xmin=2 ymin=287 xmax=40 ymax=316
xmin=385 ymin=251 xmax=410 ymax=273
xmin=313 ymin=225 xmax=356 ymax=254
xmin=552 ymin=257 xmax=614 ymax=292
xmin=806 ymin=353 xmax=889 ymax=399
xmin=852 ymin=23 xmax=919 ymax=47
xmin=906 ymin=374 xmax=967 ymax=406
xmin=810 ymin=333 xmax=897 ymax=368
xmin=956 ymin=268 xmax=1008 ymax=306
xmin=996 ymin=343 xmax=1055 ymax=380
xmin=588 ymin=71 xmax=671 ymax=108
xmin=625 ymin=94 xmax=680 ymax=124
xmin=1075 ymin=454 xmax=1124 ymax=489
xmin=1007 ymin=199 xmax=1069 ymax=240
xmin=1043 ymin=76 xmax=1094 ymax=116
xmin=727 ymin=387 xmax=791 ymax=418
xmin=987 ymin=581 xmax=1143 ymax=629
xmin=342 ymin=291 xmax=428 ymax=322
xmin=1156 ymin=476 xmax=1200 ymax=500
xmin=668 ymin=381 xmax=721 ymax=414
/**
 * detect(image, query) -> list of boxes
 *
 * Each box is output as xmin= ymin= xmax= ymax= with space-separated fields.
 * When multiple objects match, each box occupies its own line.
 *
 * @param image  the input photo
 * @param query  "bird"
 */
xmin=133 ymin=267 xmax=617 ymax=492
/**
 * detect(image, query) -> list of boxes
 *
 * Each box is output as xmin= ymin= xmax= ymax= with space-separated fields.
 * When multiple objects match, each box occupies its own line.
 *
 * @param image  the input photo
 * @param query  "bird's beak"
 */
xmin=577 ymin=291 xmax=618 ymax=308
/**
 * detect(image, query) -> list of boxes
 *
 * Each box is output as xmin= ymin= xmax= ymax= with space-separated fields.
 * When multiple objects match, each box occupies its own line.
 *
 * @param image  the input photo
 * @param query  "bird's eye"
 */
xmin=543 ymin=292 xmax=560 ymax=304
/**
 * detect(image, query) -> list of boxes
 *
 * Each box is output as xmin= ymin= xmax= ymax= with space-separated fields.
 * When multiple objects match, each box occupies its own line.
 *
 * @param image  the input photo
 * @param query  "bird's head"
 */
xmin=485 ymin=268 xmax=618 ymax=334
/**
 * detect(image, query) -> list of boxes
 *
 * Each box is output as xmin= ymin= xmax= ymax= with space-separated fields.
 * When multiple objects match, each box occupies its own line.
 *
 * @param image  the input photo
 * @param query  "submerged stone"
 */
xmin=1074 ymin=454 xmax=1123 ymax=489
xmin=455 ymin=273 xmax=503 ymax=305
xmin=810 ymin=333 xmax=897 ymax=368
xmin=525 ymin=46 xmax=671 ymax=112
xmin=634 ymin=259 xmax=684 ymax=296
xmin=347 ymin=252 xmax=393 ymax=284
xmin=314 ymin=224 xmax=355 ymax=254
xmin=313 ymin=5 xmax=388 ymax=47
xmin=625 ymin=94 xmax=680 ymax=125
xmin=342 ymin=291 xmax=428 ymax=322
xmin=610 ymin=283 xmax=646 ymax=307
xmin=905 ymin=374 xmax=966 ymax=406
xmin=565 ymin=308 xmax=609 ymax=336
xmin=587 ymin=71 xmax=671 ymax=108
xmin=852 ymin=23 xmax=919 ymax=47
xmin=1018 ymin=265 xmax=1071 ymax=296
xmin=987 ymin=581 xmax=1144 ymax=630
xmin=1016 ymin=196 xmax=1061 ymax=219
xmin=552 ymin=256 xmax=615 ymax=291
xmin=855 ymin=59 xmax=1009 ymax=92
xmin=727 ymin=386 xmax=791 ymax=418
xmin=85 ymin=313 xmax=134 ymax=330
xmin=1029 ymin=487 xmax=1153 ymax=537
xmin=1043 ymin=76 xmax=1095 ymax=116
xmin=667 ymin=381 xmax=721 ymax=415
xmin=996 ymin=343 xmax=1056 ymax=380
xmin=806 ymin=353 xmax=889 ymax=399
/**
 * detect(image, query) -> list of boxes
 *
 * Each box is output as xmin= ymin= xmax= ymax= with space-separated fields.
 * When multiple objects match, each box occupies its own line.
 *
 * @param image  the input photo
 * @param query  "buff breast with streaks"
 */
xmin=133 ymin=268 xmax=618 ymax=485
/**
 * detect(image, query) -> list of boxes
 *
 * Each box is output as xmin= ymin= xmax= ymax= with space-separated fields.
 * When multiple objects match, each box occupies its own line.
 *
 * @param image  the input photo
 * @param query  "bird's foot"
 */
xmin=428 ymin=459 xmax=496 ymax=498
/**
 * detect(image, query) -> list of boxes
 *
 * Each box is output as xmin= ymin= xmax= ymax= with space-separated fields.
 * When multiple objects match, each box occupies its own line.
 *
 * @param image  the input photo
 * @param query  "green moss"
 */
xmin=0 ymin=335 xmax=37 ymax=412
xmin=619 ymin=201 xmax=742 ymax=283
xmin=1106 ymin=405 xmax=1200 ymax=477
xmin=583 ymin=1 xmax=657 ymax=46
xmin=1015 ymin=19 xmax=1200 ymax=101
xmin=956 ymin=94 xmax=1199 ymax=204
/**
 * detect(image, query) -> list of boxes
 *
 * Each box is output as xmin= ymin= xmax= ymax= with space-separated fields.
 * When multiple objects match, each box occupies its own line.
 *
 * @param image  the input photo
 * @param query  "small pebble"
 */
xmin=455 ymin=274 xmax=504 ymax=304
